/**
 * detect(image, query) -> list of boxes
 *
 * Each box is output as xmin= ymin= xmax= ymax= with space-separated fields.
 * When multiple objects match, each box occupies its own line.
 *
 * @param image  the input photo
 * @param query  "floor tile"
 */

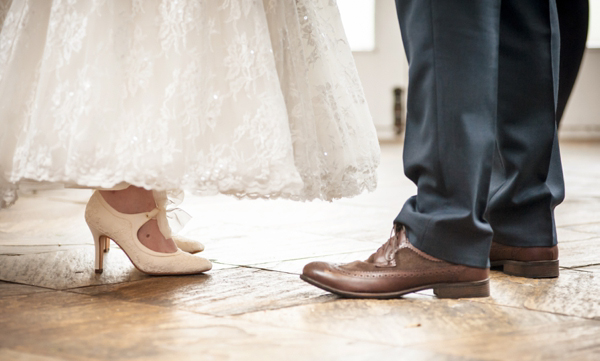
xmin=0 ymin=245 xmax=234 ymax=291
xmin=0 ymin=247 xmax=148 ymax=289
xmin=196 ymin=229 xmax=376 ymax=266
xmin=182 ymin=197 xmax=377 ymax=229
xmin=572 ymin=265 xmax=600 ymax=273
xmin=278 ymin=214 xmax=395 ymax=244
xmin=252 ymin=250 xmax=375 ymax=274
xmin=473 ymin=270 xmax=600 ymax=319
xmin=567 ymin=222 xmax=600 ymax=237
xmin=557 ymin=226 xmax=598 ymax=243
xmin=558 ymin=237 xmax=600 ymax=268
xmin=555 ymin=199 xmax=600 ymax=227
xmin=0 ymin=194 xmax=91 ymax=255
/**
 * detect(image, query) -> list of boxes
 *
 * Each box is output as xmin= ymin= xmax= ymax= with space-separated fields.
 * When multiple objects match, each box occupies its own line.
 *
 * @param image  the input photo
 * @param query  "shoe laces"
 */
xmin=368 ymin=226 xmax=442 ymax=267
xmin=369 ymin=227 xmax=407 ymax=266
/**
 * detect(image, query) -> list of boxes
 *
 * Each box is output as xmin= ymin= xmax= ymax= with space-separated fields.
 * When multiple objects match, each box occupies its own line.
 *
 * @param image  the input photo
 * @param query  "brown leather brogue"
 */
xmin=490 ymin=241 xmax=559 ymax=278
xmin=301 ymin=228 xmax=490 ymax=299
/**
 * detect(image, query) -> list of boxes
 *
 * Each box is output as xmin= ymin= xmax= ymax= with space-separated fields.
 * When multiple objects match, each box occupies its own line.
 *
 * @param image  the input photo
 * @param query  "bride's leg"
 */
xmin=99 ymin=186 xmax=177 ymax=253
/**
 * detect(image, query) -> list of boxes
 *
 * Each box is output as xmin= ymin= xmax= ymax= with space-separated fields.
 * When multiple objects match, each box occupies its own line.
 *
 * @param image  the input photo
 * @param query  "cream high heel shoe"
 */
xmin=173 ymin=236 xmax=204 ymax=254
xmin=85 ymin=191 xmax=212 ymax=275
xmin=100 ymin=235 xmax=205 ymax=254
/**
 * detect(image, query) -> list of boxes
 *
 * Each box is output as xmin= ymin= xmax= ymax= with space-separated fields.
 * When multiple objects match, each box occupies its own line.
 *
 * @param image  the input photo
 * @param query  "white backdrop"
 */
xmin=589 ymin=0 xmax=600 ymax=48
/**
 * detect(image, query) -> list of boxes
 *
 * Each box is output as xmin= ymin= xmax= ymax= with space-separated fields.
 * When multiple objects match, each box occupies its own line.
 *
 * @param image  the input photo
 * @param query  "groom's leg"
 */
xmin=300 ymin=0 xmax=496 ymax=298
xmin=487 ymin=0 xmax=564 ymax=248
xmin=393 ymin=0 xmax=501 ymax=268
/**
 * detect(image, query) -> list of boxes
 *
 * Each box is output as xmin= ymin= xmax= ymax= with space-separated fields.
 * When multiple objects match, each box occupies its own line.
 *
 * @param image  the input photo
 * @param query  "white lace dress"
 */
xmin=0 ymin=0 xmax=380 ymax=206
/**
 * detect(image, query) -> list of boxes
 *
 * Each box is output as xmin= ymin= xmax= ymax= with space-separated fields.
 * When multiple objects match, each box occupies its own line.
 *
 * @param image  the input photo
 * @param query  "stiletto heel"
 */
xmin=85 ymin=191 xmax=212 ymax=275
xmin=91 ymin=227 xmax=108 ymax=274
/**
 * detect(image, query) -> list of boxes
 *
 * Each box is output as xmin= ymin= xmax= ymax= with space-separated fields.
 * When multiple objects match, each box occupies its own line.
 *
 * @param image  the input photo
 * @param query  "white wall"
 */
xmin=559 ymin=49 xmax=600 ymax=140
xmin=351 ymin=0 xmax=408 ymax=141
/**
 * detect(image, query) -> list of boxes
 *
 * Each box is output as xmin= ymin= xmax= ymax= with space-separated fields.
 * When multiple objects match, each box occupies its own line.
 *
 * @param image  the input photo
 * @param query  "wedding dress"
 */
xmin=0 ymin=0 xmax=380 ymax=206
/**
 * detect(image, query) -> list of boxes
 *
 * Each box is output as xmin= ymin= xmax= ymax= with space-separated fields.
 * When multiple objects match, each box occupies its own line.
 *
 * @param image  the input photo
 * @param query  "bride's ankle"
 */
xmin=137 ymin=219 xmax=177 ymax=253
xmin=99 ymin=186 xmax=155 ymax=214
xmin=97 ymin=187 xmax=177 ymax=253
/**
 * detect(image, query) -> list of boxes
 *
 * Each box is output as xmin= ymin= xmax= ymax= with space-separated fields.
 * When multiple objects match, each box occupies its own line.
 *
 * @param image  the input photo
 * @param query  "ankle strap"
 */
xmin=145 ymin=208 xmax=160 ymax=220
xmin=129 ymin=208 xmax=161 ymax=233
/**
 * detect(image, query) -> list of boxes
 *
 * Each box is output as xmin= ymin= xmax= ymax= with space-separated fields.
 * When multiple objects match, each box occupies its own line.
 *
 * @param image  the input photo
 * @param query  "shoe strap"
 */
xmin=129 ymin=208 xmax=161 ymax=232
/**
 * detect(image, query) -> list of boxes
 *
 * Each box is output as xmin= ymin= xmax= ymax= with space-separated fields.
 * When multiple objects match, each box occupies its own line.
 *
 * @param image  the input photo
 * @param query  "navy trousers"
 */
xmin=556 ymin=0 xmax=589 ymax=124
xmin=393 ymin=0 xmax=565 ymax=268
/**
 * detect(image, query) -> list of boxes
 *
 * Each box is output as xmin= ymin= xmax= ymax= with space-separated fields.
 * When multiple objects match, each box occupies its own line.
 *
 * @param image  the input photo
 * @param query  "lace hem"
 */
xmin=0 ymin=179 xmax=18 ymax=208
xmin=4 ymin=160 xmax=378 ymax=203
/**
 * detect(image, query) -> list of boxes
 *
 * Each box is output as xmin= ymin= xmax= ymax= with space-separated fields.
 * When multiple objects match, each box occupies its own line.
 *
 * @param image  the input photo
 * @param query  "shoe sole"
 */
xmin=300 ymin=275 xmax=490 ymax=299
xmin=491 ymin=259 xmax=559 ymax=278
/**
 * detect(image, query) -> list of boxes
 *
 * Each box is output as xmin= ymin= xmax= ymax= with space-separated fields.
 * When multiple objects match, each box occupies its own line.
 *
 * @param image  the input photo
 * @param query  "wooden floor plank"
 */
xmin=0 ymin=291 xmax=416 ymax=361
xmin=0 ymin=348 xmax=65 ymax=361
xmin=563 ymin=221 xmax=600 ymax=239
xmin=71 ymin=268 xmax=335 ymax=316
xmin=415 ymin=320 xmax=600 ymax=361
xmin=556 ymin=226 xmax=598 ymax=243
xmin=250 ymin=250 xmax=375 ymax=275
xmin=470 ymin=270 xmax=600 ymax=319
xmin=0 ymin=142 xmax=599 ymax=360
xmin=573 ymin=265 xmax=600 ymax=273
xmin=236 ymin=297 xmax=588 ymax=348
xmin=0 ymin=281 xmax=53 ymax=298
xmin=0 ymin=248 xmax=148 ymax=290
xmin=558 ymin=237 xmax=600 ymax=268
xmin=196 ymin=229 xmax=378 ymax=266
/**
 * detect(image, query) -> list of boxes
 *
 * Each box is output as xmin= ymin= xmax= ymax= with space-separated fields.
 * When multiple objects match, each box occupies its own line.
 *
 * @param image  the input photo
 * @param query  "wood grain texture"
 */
xmin=71 ymin=267 xmax=335 ymax=316
xmin=0 ymin=248 xmax=148 ymax=290
xmin=568 ymin=222 xmax=600 ymax=237
xmin=0 ymin=189 xmax=92 ymax=256
xmin=554 ymin=198 xmax=600 ymax=227
xmin=0 ymin=281 xmax=52 ymax=298
xmin=574 ymin=265 xmax=600 ymax=273
xmin=556 ymin=226 xmax=598 ymax=243
xmin=473 ymin=270 xmax=600 ymax=319
xmin=0 ymin=291 xmax=414 ymax=361
xmin=237 ymin=297 xmax=584 ymax=347
xmin=0 ymin=143 xmax=599 ymax=360
xmin=0 ymin=348 xmax=65 ymax=361
xmin=418 ymin=320 xmax=600 ymax=361
xmin=195 ymin=227 xmax=380 ymax=266
xmin=558 ymin=237 xmax=600 ymax=268
xmin=251 ymin=250 xmax=376 ymax=274
xmin=0 ymin=245 xmax=232 ymax=290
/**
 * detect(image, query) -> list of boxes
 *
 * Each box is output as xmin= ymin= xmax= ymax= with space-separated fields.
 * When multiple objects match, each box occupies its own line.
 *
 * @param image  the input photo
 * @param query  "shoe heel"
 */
xmin=502 ymin=260 xmax=559 ymax=278
xmin=433 ymin=279 xmax=490 ymax=299
xmin=90 ymin=227 xmax=108 ymax=274
xmin=84 ymin=191 xmax=212 ymax=275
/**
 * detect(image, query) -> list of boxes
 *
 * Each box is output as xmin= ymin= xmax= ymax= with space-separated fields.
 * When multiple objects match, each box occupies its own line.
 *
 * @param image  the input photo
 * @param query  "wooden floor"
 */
xmin=1 ymin=142 xmax=600 ymax=361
